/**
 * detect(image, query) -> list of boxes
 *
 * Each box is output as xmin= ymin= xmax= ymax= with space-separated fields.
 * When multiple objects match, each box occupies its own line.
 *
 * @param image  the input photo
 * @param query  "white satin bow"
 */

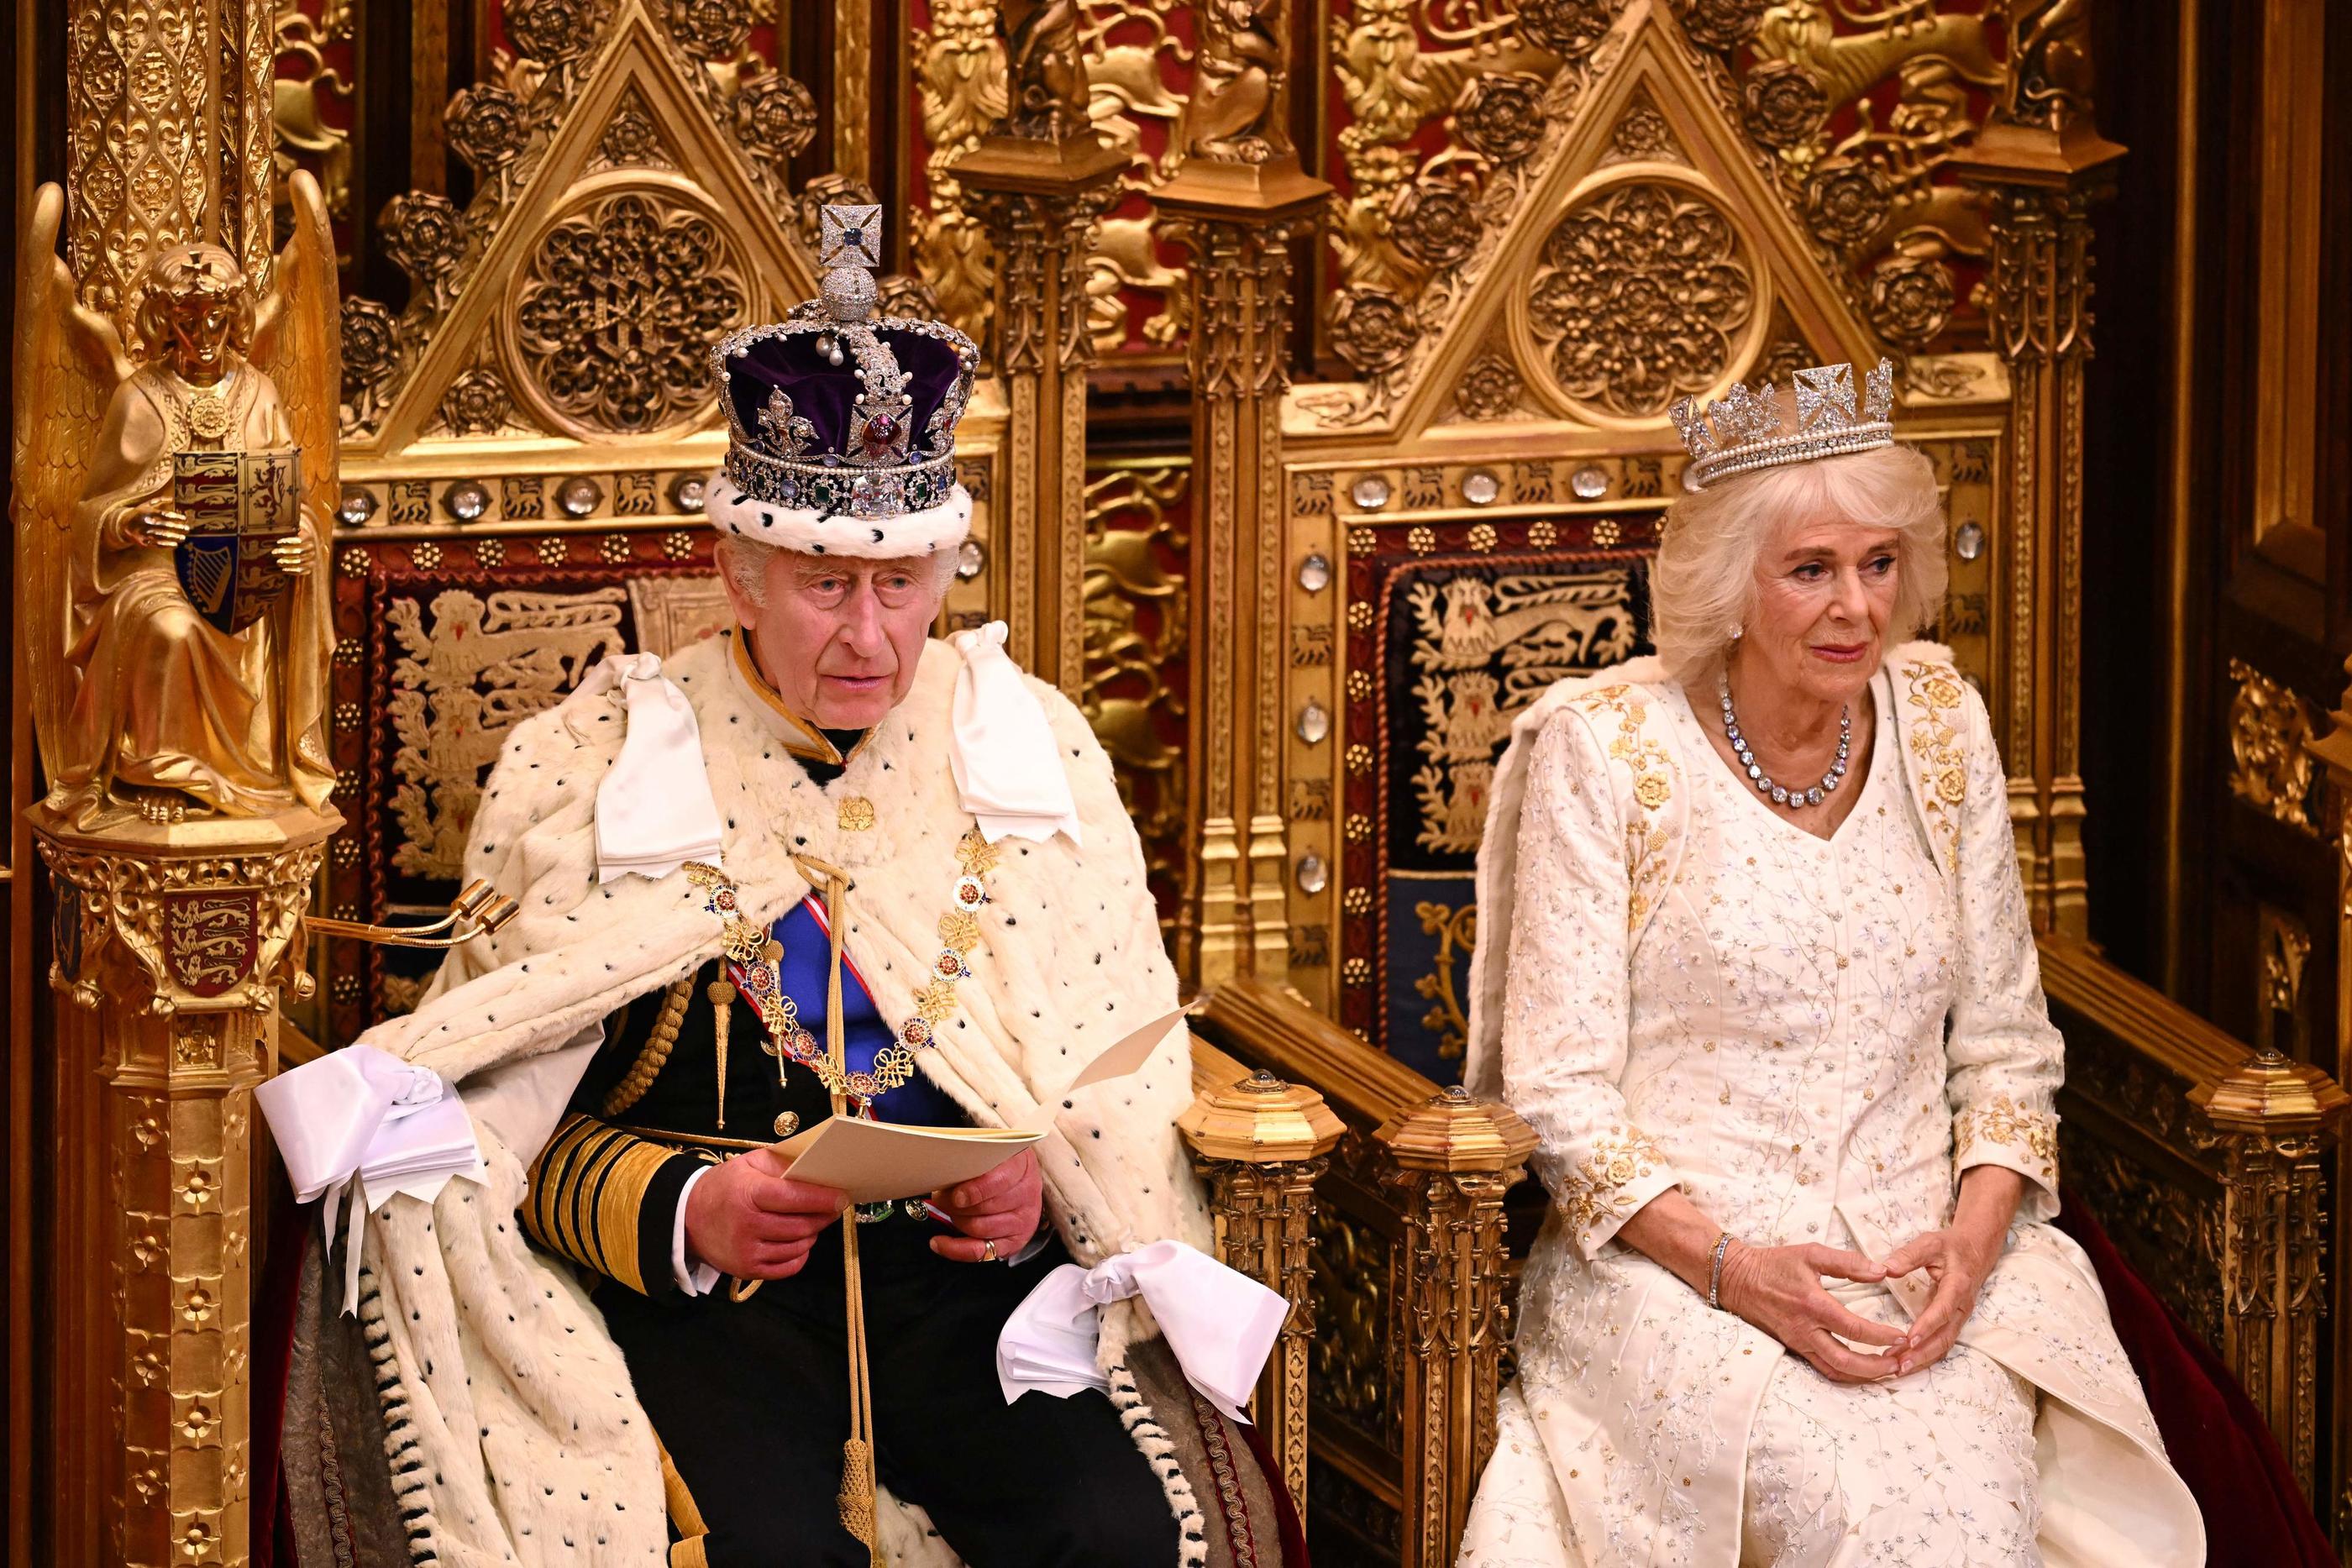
xmin=950 ymin=621 xmax=1082 ymax=846
xmin=255 ymin=1045 xmax=484 ymax=1314
xmin=575 ymin=652 xmax=727 ymax=884
xmin=995 ymin=1240 xmax=1289 ymax=1422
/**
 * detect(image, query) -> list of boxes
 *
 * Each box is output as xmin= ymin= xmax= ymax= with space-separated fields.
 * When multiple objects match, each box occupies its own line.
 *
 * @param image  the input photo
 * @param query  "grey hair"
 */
xmin=1648 ymin=443 xmax=1947 ymax=682
xmin=713 ymin=534 xmax=960 ymax=610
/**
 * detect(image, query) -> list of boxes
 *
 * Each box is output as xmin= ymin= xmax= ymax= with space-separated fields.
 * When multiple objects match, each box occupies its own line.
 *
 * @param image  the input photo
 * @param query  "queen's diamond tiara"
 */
xmin=1669 ymin=358 xmax=1895 ymax=492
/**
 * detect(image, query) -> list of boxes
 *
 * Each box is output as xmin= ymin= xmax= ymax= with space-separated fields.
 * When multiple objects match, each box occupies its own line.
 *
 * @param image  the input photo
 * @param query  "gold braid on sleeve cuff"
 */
xmin=522 ymin=1113 xmax=705 ymax=1296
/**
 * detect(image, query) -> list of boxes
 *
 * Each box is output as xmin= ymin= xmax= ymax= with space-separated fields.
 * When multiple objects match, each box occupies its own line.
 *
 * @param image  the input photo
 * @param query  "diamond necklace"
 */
xmin=1717 ymin=674 xmax=1849 ymax=809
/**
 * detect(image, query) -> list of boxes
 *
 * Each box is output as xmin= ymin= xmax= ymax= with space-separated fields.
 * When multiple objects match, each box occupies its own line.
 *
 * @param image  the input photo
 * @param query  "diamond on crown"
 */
xmin=1669 ymin=356 xmax=1898 ymax=491
xmin=819 ymin=203 xmax=884 ymax=271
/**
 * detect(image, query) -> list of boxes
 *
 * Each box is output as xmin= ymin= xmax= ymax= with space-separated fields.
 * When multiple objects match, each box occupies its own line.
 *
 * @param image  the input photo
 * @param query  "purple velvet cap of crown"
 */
xmin=720 ymin=324 xmax=969 ymax=462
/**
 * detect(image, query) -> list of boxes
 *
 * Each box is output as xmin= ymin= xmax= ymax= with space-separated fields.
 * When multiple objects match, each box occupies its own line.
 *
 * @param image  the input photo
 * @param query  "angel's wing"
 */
xmin=12 ymin=181 xmax=129 ymax=780
xmin=252 ymin=170 xmax=342 ymax=532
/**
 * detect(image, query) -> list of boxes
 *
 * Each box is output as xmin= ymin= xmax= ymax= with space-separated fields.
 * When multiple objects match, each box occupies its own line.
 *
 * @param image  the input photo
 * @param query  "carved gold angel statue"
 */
xmin=13 ymin=173 xmax=342 ymax=830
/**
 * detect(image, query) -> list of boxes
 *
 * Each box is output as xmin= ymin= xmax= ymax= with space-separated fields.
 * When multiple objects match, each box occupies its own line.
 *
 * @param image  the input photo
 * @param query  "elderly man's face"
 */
xmin=726 ymin=548 xmax=936 ymax=730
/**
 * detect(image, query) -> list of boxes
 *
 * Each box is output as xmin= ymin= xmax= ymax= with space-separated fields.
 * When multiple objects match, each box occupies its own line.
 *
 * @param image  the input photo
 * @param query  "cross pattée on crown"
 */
xmin=819 ymin=203 xmax=884 ymax=273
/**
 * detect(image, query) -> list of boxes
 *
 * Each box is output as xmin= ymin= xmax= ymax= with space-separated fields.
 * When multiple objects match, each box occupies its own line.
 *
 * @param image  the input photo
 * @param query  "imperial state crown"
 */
xmin=705 ymin=204 xmax=980 ymax=558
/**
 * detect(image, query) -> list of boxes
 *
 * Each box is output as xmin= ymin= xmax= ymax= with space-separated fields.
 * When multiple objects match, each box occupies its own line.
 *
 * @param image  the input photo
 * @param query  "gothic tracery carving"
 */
xmin=1525 ymin=181 xmax=1755 ymax=419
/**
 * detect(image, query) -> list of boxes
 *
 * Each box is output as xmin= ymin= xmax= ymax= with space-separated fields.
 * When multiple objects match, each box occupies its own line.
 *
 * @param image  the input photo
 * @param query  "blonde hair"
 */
xmin=132 ymin=244 xmax=255 ymax=358
xmin=1649 ymin=443 xmax=1947 ymax=681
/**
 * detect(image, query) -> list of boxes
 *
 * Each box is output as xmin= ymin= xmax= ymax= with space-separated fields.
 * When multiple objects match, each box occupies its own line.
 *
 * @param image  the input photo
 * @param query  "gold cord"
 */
xmin=812 ymin=861 xmax=878 ymax=1558
xmin=600 ymin=978 xmax=696 ymax=1119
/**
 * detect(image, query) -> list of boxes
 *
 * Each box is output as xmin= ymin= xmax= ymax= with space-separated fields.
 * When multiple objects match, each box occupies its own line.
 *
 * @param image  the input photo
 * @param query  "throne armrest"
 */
xmin=2040 ymin=932 xmax=2349 ymax=1497
xmin=1181 ymin=1031 xmax=1345 ymax=1518
xmin=1188 ymin=979 xmax=1537 ymax=1568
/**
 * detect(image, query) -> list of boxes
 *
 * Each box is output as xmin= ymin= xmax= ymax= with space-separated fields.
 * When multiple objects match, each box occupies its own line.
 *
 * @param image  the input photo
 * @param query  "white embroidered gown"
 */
xmin=1456 ymin=653 xmax=2203 ymax=1568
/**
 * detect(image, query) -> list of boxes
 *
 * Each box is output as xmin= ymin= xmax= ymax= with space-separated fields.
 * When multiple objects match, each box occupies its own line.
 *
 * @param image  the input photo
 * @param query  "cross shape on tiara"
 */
xmin=819 ymin=204 xmax=884 ymax=272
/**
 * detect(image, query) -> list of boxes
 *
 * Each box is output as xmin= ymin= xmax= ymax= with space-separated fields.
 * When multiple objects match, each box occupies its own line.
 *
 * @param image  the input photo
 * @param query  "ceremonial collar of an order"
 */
xmin=727 ymin=629 xmax=874 ymax=769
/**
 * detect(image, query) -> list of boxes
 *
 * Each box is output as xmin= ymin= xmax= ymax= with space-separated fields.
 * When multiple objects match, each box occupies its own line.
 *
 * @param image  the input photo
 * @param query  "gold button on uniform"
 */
xmin=773 ymin=1111 xmax=801 ymax=1138
xmin=838 ymin=796 xmax=876 ymax=831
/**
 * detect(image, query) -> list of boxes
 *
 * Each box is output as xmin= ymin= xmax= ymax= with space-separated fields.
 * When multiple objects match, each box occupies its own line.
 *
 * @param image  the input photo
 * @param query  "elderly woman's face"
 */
xmin=732 ymin=550 xmax=935 ymax=730
xmin=1746 ymin=514 xmax=1902 ymax=705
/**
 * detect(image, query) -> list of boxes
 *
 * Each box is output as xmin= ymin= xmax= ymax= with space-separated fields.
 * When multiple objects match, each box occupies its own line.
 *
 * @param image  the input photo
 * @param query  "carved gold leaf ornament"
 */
xmin=507 ymin=189 xmax=748 ymax=437
xmin=2225 ymin=659 xmax=2319 ymax=835
xmin=1525 ymin=181 xmax=1755 ymax=419
xmin=1389 ymin=178 xmax=1482 ymax=270
xmin=445 ymin=84 xmax=529 ymax=176
xmin=1453 ymin=351 xmax=1525 ymax=420
xmin=1868 ymin=253 xmax=1956 ymax=349
xmin=1452 ymin=71 xmax=1551 ymax=164
xmin=1330 ymin=285 xmax=1421 ymax=377
xmin=1740 ymin=57 xmax=1830 ymax=156
xmin=1804 ymin=160 xmax=1893 ymax=249
xmin=730 ymin=72 xmax=821 ymax=169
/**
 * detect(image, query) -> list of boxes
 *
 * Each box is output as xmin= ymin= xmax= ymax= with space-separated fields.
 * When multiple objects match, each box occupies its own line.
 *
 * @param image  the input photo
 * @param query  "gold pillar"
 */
xmin=33 ymin=817 xmax=330 ymax=1566
xmin=1159 ymin=0 xmax=1328 ymax=988
xmin=1949 ymin=25 xmax=2124 ymax=941
xmin=26 ymin=6 xmax=327 ymax=1560
xmin=1374 ymin=1087 xmax=1537 ymax=1568
xmin=1178 ymin=1067 xmax=1345 ymax=1514
xmin=2191 ymin=1047 xmax=2348 ymax=1497
xmin=66 ymin=0 xmax=277 ymax=313
xmin=952 ymin=131 xmax=1122 ymax=696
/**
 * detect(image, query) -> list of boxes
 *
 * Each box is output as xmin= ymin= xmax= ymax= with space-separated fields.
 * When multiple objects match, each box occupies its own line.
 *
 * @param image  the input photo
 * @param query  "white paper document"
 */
xmin=1015 ymin=1005 xmax=1189 ymax=1132
xmin=773 ymin=1005 xmax=1190 ymax=1201
xmin=774 ymin=1118 xmax=1043 ymax=1205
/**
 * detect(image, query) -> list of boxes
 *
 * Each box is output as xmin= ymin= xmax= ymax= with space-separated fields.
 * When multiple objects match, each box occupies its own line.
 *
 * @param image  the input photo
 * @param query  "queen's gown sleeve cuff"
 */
xmin=1951 ymin=1094 xmax=2061 ymax=1215
xmin=1557 ymin=1125 xmax=1678 ymax=1260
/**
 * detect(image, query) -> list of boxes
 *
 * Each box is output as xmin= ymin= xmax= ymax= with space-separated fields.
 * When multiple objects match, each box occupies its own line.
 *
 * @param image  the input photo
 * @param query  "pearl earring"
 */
xmin=1730 ymin=624 xmax=1744 ymax=642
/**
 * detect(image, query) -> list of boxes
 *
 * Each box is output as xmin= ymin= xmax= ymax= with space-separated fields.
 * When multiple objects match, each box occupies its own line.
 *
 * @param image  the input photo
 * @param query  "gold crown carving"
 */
xmin=1669 ymin=358 xmax=1896 ymax=492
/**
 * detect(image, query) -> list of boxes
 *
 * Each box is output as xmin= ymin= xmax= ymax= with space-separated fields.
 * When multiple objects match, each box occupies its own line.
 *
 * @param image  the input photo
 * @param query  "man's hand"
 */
xmin=929 ymin=1146 xmax=1042 ymax=1263
xmin=132 ymin=508 xmax=192 ymax=549
xmin=683 ymin=1147 xmax=848 ymax=1281
xmin=1715 ymin=1240 xmax=1905 ymax=1385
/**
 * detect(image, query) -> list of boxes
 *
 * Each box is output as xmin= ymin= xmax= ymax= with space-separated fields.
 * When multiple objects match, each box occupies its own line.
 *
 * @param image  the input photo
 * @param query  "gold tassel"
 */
xmin=706 ymin=978 xmax=735 ymax=1130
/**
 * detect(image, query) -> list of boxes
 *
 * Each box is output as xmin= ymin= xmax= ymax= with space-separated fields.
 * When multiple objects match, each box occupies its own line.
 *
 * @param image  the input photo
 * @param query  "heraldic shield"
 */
xmin=171 ymin=448 xmax=302 ymax=634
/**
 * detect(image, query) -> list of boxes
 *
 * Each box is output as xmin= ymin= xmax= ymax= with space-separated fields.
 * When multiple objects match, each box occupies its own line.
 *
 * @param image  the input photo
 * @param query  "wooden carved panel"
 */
xmin=909 ymin=1 xmax=1200 ymax=363
xmin=1318 ymin=0 xmax=2012 ymax=425
xmin=1083 ymin=459 xmax=1193 ymax=921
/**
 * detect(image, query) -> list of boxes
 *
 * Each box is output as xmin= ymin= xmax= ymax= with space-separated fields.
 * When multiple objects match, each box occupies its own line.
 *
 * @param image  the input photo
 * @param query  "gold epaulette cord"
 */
xmin=600 ymin=978 xmax=696 ymax=1119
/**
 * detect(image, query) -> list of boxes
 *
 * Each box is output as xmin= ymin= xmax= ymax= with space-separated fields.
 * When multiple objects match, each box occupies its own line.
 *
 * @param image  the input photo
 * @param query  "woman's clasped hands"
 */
xmin=1716 ymin=1220 xmax=2004 ymax=1384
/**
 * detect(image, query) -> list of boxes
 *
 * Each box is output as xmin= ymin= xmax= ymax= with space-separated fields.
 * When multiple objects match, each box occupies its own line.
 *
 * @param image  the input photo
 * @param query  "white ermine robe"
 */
xmin=341 ymin=632 xmax=1216 ymax=1567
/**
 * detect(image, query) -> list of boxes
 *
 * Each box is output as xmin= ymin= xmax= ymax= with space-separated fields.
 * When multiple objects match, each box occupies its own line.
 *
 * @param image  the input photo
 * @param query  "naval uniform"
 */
xmin=520 ymin=737 xmax=1179 ymax=1567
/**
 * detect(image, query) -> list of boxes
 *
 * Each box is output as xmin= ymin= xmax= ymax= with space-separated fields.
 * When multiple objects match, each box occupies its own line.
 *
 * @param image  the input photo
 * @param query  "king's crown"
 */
xmin=1669 ymin=358 xmax=1896 ymax=491
xmin=710 ymin=205 xmax=979 ymax=523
